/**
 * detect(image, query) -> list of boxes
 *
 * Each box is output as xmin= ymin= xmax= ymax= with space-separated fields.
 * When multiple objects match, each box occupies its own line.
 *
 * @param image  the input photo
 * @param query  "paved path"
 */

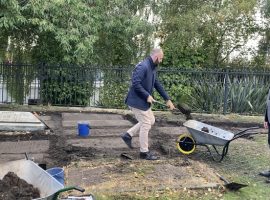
xmin=0 ymin=111 xmax=45 ymax=131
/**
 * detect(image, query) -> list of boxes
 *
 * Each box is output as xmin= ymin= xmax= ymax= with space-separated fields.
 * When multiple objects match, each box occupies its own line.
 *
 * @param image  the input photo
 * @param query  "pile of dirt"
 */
xmin=0 ymin=172 xmax=40 ymax=200
xmin=201 ymin=127 xmax=209 ymax=133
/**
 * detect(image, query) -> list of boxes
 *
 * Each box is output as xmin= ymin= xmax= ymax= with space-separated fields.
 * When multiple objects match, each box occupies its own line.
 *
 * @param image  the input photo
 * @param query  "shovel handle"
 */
xmin=153 ymin=100 xmax=179 ymax=111
xmin=216 ymin=173 xmax=229 ymax=184
xmin=153 ymin=100 xmax=192 ymax=120
xmin=153 ymin=100 xmax=167 ymax=107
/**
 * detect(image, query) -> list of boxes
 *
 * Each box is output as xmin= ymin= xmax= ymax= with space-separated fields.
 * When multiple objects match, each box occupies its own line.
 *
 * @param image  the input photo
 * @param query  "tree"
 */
xmin=1 ymin=0 xmax=102 ymax=64
xmin=158 ymin=0 xmax=258 ymax=68
xmin=92 ymin=0 xmax=154 ymax=66
xmin=253 ymin=0 xmax=270 ymax=67
xmin=0 ymin=0 xmax=155 ymax=64
xmin=0 ymin=0 xmax=156 ymax=106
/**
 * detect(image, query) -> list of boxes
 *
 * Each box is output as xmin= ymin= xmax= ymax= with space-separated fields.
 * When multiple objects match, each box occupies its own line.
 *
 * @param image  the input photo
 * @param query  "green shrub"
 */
xmin=41 ymin=67 xmax=94 ymax=106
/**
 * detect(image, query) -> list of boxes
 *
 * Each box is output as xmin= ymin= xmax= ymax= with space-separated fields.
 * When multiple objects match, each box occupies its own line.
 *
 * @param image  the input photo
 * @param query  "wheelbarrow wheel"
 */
xmin=176 ymin=134 xmax=195 ymax=154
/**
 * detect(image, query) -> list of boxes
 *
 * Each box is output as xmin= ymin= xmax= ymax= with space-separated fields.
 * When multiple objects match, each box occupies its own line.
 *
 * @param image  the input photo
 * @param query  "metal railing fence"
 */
xmin=1 ymin=62 xmax=270 ymax=115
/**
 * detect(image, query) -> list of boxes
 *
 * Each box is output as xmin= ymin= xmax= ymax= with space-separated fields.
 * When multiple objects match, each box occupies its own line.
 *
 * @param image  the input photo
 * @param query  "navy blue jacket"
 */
xmin=125 ymin=56 xmax=170 ymax=111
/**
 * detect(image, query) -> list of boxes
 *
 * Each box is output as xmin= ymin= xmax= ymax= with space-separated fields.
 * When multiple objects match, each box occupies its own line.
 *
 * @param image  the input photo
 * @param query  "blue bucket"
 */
xmin=78 ymin=122 xmax=91 ymax=137
xmin=46 ymin=167 xmax=64 ymax=185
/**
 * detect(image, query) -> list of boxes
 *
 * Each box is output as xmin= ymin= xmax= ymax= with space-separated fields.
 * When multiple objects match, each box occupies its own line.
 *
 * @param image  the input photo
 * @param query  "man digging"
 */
xmin=121 ymin=48 xmax=175 ymax=160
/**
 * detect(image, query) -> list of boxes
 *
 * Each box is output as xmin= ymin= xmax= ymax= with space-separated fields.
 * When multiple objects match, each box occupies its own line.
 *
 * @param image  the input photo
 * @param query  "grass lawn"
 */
xmin=90 ymin=134 xmax=270 ymax=200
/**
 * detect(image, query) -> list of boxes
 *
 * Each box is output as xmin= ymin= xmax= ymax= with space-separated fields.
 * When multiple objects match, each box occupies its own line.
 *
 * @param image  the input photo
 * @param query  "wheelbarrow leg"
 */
xmin=216 ymin=127 xmax=260 ymax=162
xmin=203 ymin=143 xmax=230 ymax=162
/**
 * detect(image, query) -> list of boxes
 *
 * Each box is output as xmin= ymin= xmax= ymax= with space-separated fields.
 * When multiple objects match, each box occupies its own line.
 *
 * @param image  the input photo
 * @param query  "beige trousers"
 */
xmin=127 ymin=106 xmax=155 ymax=152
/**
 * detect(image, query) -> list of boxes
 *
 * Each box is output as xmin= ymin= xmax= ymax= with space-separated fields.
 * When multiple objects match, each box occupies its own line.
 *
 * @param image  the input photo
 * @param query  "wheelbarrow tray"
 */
xmin=183 ymin=120 xmax=234 ymax=146
xmin=0 ymin=159 xmax=64 ymax=200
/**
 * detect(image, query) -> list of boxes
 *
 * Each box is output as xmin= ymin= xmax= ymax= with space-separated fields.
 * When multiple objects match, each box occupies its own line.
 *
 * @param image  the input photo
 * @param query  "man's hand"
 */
xmin=147 ymin=95 xmax=155 ymax=104
xmin=264 ymin=121 xmax=268 ymax=129
xmin=166 ymin=100 xmax=175 ymax=110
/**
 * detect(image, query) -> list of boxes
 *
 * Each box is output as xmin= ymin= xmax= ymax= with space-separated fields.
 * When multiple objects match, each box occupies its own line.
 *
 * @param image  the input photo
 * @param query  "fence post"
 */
xmin=223 ymin=69 xmax=229 ymax=115
xmin=38 ymin=62 xmax=45 ymax=105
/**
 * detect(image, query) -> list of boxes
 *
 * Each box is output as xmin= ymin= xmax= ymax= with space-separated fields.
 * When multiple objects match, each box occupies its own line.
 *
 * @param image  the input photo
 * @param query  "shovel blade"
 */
xmin=225 ymin=182 xmax=248 ymax=191
xmin=120 ymin=153 xmax=133 ymax=160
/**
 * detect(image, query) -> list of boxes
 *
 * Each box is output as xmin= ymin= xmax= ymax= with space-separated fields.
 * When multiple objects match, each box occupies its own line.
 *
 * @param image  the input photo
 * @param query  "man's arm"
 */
xmin=154 ymin=79 xmax=175 ymax=110
xmin=154 ymin=79 xmax=169 ymax=101
xmin=132 ymin=65 xmax=149 ymax=100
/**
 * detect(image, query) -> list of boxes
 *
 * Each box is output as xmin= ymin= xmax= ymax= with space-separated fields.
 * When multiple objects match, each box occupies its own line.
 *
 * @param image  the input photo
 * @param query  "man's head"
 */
xmin=150 ymin=48 xmax=164 ymax=65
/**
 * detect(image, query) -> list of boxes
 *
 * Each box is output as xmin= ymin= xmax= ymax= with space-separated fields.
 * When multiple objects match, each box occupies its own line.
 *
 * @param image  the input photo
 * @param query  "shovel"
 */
xmin=216 ymin=173 xmax=248 ymax=191
xmin=120 ymin=153 xmax=134 ymax=160
xmin=153 ymin=100 xmax=192 ymax=120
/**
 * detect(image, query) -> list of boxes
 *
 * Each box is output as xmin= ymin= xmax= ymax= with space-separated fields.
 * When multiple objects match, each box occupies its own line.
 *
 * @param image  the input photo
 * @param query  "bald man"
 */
xmin=121 ymin=48 xmax=175 ymax=160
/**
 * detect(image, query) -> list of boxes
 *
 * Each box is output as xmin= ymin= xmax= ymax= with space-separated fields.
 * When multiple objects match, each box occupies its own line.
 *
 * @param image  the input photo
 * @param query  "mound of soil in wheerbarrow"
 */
xmin=0 ymin=172 xmax=40 ymax=200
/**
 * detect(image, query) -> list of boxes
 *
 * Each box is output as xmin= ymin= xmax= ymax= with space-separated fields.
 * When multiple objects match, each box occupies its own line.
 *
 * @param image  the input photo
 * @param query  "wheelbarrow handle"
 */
xmin=73 ymin=186 xmax=85 ymax=192
xmin=234 ymin=126 xmax=260 ymax=137
xmin=52 ymin=186 xmax=85 ymax=200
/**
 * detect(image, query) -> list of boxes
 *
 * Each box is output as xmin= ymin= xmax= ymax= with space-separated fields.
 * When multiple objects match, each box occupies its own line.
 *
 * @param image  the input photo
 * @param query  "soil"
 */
xmin=0 ymin=131 xmax=50 ymax=142
xmin=0 ymin=172 xmax=40 ymax=200
xmin=201 ymin=127 xmax=209 ymax=133
xmin=0 ymin=111 xmax=266 ymax=199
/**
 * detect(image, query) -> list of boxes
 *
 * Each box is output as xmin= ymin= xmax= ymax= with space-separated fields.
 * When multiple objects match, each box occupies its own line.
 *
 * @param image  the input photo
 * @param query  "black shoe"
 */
xmin=266 ymin=179 xmax=270 ymax=184
xmin=259 ymin=170 xmax=270 ymax=177
xmin=121 ymin=133 xmax=133 ymax=149
xmin=140 ymin=151 xmax=158 ymax=160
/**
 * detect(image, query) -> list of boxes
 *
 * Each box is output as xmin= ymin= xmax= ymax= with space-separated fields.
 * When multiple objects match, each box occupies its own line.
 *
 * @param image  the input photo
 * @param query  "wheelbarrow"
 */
xmin=0 ymin=159 xmax=85 ymax=200
xmin=177 ymin=120 xmax=260 ymax=162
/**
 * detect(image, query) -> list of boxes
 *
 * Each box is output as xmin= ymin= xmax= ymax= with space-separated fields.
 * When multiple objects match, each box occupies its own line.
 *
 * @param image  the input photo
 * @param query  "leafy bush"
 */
xmin=41 ymin=66 xmax=94 ymax=106
xmin=228 ymin=79 xmax=269 ymax=114
xmin=98 ymin=83 xmax=129 ymax=109
xmin=98 ymin=68 xmax=130 ymax=109
xmin=187 ymin=83 xmax=224 ymax=113
xmin=2 ymin=64 xmax=36 ymax=104
xmin=152 ymin=72 xmax=193 ymax=110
